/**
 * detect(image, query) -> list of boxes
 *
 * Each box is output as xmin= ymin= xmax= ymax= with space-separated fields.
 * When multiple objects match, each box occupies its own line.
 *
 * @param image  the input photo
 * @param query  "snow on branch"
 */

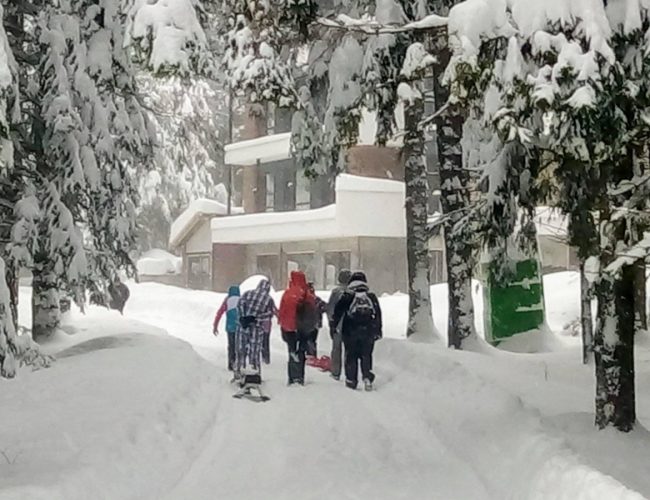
xmin=316 ymin=14 xmax=447 ymax=35
xmin=125 ymin=0 xmax=211 ymax=75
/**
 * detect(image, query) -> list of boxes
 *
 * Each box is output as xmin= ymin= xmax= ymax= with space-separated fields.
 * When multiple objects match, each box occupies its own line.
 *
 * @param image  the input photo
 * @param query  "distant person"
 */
xmin=235 ymin=279 xmax=276 ymax=383
xmin=108 ymin=278 xmax=130 ymax=315
xmin=279 ymin=271 xmax=318 ymax=385
xmin=327 ymin=269 xmax=351 ymax=381
xmin=331 ymin=272 xmax=382 ymax=391
xmin=213 ymin=285 xmax=240 ymax=372
xmin=306 ymin=282 xmax=327 ymax=358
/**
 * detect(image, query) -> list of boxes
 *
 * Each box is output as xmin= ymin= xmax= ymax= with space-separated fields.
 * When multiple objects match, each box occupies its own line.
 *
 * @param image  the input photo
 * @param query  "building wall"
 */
xmin=185 ymin=219 xmax=212 ymax=254
xmin=358 ymin=237 xmax=408 ymax=294
xmin=212 ymin=243 xmax=248 ymax=291
xmin=244 ymin=238 xmax=360 ymax=290
xmin=346 ymin=145 xmax=404 ymax=180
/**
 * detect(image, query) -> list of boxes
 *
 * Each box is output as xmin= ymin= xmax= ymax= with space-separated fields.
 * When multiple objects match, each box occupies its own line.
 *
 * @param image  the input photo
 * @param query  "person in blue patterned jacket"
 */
xmin=235 ymin=279 xmax=277 ymax=383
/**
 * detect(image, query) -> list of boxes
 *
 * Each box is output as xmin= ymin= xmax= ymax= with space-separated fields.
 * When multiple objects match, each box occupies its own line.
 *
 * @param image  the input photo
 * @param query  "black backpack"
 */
xmin=346 ymin=290 xmax=376 ymax=322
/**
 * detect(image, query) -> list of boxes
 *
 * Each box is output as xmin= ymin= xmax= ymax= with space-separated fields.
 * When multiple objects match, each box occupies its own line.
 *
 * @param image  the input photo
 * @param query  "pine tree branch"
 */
xmin=315 ymin=16 xmax=448 ymax=36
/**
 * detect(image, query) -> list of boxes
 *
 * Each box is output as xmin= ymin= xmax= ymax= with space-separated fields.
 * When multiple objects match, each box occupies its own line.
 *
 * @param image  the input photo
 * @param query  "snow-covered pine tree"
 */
xmin=399 ymin=41 xmax=437 ymax=339
xmin=445 ymin=0 xmax=650 ymax=431
xmin=0 ymin=4 xmax=52 ymax=376
xmin=223 ymin=0 xmax=298 ymax=112
xmin=313 ymin=1 xmax=447 ymax=341
xmin=136 ymin=74 xmax=228 ymax=250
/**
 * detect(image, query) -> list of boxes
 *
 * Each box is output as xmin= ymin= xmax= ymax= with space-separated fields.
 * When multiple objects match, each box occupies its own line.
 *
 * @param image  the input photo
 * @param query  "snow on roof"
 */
xmin=170 ymin=198 xmax=244 ymax=249
xmin=225 ymin=132 xmax=292 ymax=166
xmin=226 ymin=109 xmax=404 ymax=167
xmin=211 ymin=174 xmax=406 ymax=244
xmin=137 ymin=249 xmax=182 ymax=276
xmin=336 ymin=173 xmax=404 ymax=193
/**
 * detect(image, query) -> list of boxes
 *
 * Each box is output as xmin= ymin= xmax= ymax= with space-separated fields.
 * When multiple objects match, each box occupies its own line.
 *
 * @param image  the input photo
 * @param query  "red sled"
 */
xmin=306 ymin=355 xmax=331 ymax=372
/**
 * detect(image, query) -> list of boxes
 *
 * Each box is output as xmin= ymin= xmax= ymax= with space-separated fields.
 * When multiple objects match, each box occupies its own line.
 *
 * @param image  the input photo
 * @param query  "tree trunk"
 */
xmin=6 ymin=259 xmax=18 ymax=332
xmin=31 ymin=256 xmax=61 ymax=343
xmin=580 ymin=260 xmax=594 ymax=364
xmin=594 ymin=265 xmax=636 ymax=431
xmin=634 ymin=261 xmax=646 ymax=331
xmin=403 ymin=89 xmax=435 ymax=339
xmin=432 ymin=37 xmax=476 ymax=348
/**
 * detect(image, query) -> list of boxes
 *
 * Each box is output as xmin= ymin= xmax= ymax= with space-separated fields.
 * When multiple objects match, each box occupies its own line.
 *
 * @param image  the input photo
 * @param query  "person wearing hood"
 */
xmin=213 ymin=285 xmax=240 ymax=371
xmin=235 ymin=279 xmax=277 ymax=382
xmin=279 ymin=271 xmax=318 ymax=385
xmin=326 ymin=269 xmax=351 ymax=380
xmin=331 ymin=272 xmax=382 ymax=391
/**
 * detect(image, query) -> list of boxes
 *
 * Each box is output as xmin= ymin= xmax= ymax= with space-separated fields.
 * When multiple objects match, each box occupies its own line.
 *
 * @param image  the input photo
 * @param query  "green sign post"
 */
xmin=482 ymin=258 xmax=545 ymax=345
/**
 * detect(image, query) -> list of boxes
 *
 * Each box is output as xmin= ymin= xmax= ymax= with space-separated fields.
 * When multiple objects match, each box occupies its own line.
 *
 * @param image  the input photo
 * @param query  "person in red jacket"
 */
xmin=279 ymin=271 xmax=318 ymax=385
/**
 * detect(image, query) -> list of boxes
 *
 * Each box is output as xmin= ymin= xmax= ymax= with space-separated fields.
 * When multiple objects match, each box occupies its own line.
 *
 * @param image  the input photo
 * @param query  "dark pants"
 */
xmin=262 ymin=330 xmax=270 ymax=364
xmin=306 ymin=329 xmax=318 ymax=357
xmin=330 ymin=328 xmax=343 ymax=378
xmin=227 ymin=330 xmax=236 ymax=371
xmin=282 ymin=330 xmax=309 ymax=384
xmin=343 ymin=336 xmax=375 ymax=389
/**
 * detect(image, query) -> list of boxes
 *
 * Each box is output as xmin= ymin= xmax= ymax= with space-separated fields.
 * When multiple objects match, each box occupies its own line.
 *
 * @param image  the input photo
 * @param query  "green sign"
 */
xmin=482 ymin=258 xmax=545 ymax=345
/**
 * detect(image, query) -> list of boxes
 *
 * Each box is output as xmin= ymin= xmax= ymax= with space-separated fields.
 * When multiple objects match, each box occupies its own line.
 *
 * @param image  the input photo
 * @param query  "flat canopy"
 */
xmin=224 ymin=132 xmax=291 ymax=166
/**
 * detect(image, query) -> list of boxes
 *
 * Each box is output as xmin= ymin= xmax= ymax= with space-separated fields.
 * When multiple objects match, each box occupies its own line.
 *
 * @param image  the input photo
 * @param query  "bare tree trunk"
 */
xmin=403 ymin=86 xmax=435 ymax=339
xmin=432 ymin=37 xmax=475 ymax=348
xmin=580 ymin=261 xmax=594 ymax=364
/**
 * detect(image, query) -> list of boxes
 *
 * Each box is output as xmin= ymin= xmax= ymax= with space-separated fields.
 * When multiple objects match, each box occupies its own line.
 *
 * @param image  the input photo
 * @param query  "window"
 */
xmin=257 ymin=254 xmax=280 ymax=288
xmin=296 ymin=171 xmax=311 ymax=210
xmin=324 ymin=251 xmax=351 ymax=289
xmin=430 ymin=250 xmax=445 ymax=284
xmin=188 ymin=254 xmax=211 ymax=290
xmin=265 ymin=173 xmax=275 ymax=212
xmin=286 ymin=252 xmax=316 ymax=283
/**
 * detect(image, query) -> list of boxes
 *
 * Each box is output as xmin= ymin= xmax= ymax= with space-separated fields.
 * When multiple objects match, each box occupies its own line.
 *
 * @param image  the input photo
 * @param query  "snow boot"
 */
xmin=363 ymin=378 xmax=373 ymax=391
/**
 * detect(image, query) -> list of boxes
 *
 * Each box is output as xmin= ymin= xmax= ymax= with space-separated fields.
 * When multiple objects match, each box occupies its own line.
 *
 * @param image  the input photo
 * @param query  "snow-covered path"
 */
xmin=124 ymin=282 xmax=647 ymax=500
xmin=162 ymin=344 xmax=490 ymax=500
xmin=126 ymin=286 xmax=491 ymax=499
xmin=4 ymin=279 xmax=648 ymax=499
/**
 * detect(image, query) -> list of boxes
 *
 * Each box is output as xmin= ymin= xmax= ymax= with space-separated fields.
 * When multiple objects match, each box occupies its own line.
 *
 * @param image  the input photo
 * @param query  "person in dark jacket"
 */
xmin=327 ymin=269 xmax=351 ymax=380
xmin=108 ymin=278 xmax=130 ymax=314
xmin=306 ymin=282 xmax=327 ymax=357
xmin=279 ymin=271 xmax=318 ymax=385
xmin=331 ymin=271 xmax=382 ymax=391
xmin=213 ymin=285 xmax=240 ymax=371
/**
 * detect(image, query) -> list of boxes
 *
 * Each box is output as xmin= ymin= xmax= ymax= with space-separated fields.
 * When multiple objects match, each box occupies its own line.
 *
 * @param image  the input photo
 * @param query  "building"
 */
xmin=169 ymin=198 xmax=243 ymax=289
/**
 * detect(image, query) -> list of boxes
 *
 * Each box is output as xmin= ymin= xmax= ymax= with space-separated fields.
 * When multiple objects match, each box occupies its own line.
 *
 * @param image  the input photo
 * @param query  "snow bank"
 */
xmin=378 ymin=340 xmax=646 ymax=500
xmin=136 ymin=248 xmax=182 ymax=276
xmin=0 ymin=315 xmax=219 ymax=500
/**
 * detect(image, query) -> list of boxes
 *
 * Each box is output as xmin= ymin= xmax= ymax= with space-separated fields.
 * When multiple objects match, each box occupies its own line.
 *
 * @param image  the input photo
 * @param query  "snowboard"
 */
xmin=233 ymin=372 xmax=270 ymax=402
xmin=233 ymin=384 xmax=270 ymax=402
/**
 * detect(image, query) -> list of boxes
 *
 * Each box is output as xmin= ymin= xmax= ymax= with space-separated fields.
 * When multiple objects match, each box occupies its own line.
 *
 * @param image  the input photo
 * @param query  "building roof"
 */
xmin=224 ymin=108 xmax=404 ymax=167
xmin=169 ymin=198 xmax=243 ymax=250
xmin=211 ymin=174 xmax=407 ymax=244
xmin=224 ymin=133 xmax=292 ymax=166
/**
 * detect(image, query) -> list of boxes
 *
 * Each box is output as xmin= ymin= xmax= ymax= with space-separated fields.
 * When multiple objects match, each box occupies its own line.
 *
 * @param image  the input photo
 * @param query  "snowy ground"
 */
xmin=1 ymin=273 xmax=649 ymax=499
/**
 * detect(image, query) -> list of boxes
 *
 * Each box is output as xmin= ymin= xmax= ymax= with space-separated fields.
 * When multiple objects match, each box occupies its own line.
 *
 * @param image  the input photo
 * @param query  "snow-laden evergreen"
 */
xmin=136 ymin=75 xmax=228 ymax=251
xmin=0 ymin=6 xmax=50 ymax=377
xmin=125 ymin=0 xmax=212 ymax=76
xmin=445 ymin=0 xmax=650 ymax=431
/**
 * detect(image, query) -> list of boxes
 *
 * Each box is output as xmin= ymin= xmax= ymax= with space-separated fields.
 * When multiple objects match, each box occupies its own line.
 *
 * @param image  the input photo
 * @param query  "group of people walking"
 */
xmin=212 ymin=269 xmax=383 ymax=391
